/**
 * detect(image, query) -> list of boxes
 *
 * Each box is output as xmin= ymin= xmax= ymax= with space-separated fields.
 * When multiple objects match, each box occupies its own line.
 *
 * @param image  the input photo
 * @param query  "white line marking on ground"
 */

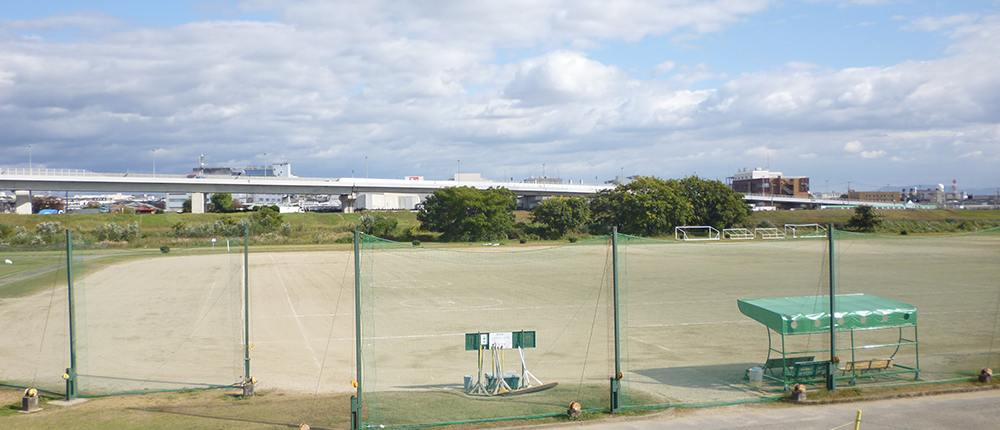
xmin=270 ymin=254 xmax=322 ymax=370
xmin=628 ymin=335 xmax=672 ymax=351
xmin=632 ymin=320 xmax=754 ymax=328
xmin=254 ymin=332 xmax=466 ymax=344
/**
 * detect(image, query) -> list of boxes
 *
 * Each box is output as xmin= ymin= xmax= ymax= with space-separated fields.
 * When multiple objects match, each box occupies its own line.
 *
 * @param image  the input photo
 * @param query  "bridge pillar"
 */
xmin=191 ymin=193 xmax=206 ymax=214
xmin=14 ymin=190 xmax=32 ymax=214
xmin=339 ymin=194 xmax=357 ymax=214
xmin=518 ymin=195 xmax=546 ymax=210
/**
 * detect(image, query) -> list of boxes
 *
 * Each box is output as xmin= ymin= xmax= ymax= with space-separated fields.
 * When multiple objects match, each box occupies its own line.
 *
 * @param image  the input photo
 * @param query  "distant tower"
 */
xmin=952 ymin=179 xmax=958 ymax=199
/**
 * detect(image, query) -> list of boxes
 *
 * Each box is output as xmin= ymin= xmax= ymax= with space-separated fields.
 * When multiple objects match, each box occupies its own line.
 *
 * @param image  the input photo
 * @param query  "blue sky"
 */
xmin=1 ymin=1 xmax=999 ymax=191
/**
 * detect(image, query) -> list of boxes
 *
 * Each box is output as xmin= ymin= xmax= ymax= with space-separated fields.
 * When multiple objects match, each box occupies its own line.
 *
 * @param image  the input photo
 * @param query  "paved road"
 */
xmin=551 ymin=389 xmax=999 ymax=430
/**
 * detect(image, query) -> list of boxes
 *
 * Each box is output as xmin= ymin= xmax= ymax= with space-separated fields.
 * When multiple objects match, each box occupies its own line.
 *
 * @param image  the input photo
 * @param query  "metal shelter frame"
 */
xmin=738 ymin=294 xmax=920 ymax=388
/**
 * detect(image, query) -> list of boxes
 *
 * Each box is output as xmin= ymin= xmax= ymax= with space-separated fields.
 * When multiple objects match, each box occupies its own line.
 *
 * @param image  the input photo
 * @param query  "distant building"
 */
xmin=605 ymin=175 xmax=634 ymax=185
xmin=355 ymin=193 xmax=424 ymax=210
xmin=847 ymin=190 xmax=901 ymax=203
xmin=522 ymin=176 xmax=563 ymax=185
xmin=902 ymin=188 xmax=946 ymax=207
xmin=728 ymin=168 xmax=809 ymax=198
xmin=191 ymin=162 xmax=295 ymax=209
xmin=166 ymin=193 xmax=190 ymax=213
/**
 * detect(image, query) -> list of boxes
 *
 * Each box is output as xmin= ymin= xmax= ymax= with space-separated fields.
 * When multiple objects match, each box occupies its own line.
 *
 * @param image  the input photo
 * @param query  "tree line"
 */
xmin=414 ymin=175 xmax=752 ymax=241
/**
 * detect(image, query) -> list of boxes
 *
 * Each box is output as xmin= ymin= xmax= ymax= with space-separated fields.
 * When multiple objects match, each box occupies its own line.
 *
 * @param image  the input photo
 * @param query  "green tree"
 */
xmin=417 ymin=186 xmax=517 ymax=242
xmin=249 ymin=206 xmax=283 ymax=233
xmin=589 ymin=176 xmax=694 ymax=237
xmin=675 ymin=175 xmax=751 ymax=230
xmin=847 ymin=205 xmax=883 ymax=232
xmin=358 ymin=212 xmax=399 ymax=238
xmin=182 ymin=198 xmax=192 ymax=213
xmin=531 ymin=196 xmax=591 ymax=238
xmin=210 ymin=193 xmax=233 ymax=213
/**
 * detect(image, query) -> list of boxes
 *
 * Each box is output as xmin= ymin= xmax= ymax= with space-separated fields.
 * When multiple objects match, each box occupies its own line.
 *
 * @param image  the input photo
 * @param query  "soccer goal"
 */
xmin=754 ymin=227 xmax=786 ymax=240
xmin=723 ymin=228 xmax=755 ymax=240
xmin=675 ymin=226 xmax=721 ymax=241
xmin=784 ymin=223 xmax=827 ymax=238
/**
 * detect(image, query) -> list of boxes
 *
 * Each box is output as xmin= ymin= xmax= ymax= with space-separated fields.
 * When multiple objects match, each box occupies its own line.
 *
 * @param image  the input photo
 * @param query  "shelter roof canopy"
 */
xmin=738 ymin=294 xmax=916 ymax=335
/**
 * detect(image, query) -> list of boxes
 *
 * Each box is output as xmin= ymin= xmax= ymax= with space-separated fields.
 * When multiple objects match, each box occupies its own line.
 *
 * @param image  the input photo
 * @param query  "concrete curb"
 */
xmin=795 ymin=383 xmax=999 ymax=405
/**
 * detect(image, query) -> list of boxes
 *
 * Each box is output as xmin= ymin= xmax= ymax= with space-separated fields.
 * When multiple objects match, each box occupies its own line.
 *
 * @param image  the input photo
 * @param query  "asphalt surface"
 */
xmin=553 ymin=389 xmax=1000 ymax=430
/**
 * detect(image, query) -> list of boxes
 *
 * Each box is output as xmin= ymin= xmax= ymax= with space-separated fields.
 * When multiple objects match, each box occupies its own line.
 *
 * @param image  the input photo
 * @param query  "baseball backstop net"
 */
xmin=356 ymin=234 xmax=617 ymax=427
xmin=355 ymin=227 xmax=1000 ymax=427
xmin=0 ymin=234 xmax=246 ymax=396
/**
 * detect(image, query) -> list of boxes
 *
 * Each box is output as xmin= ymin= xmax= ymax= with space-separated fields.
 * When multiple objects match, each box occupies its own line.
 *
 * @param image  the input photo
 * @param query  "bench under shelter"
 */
xmin=738 ymin=294 xmax=919 ymax=388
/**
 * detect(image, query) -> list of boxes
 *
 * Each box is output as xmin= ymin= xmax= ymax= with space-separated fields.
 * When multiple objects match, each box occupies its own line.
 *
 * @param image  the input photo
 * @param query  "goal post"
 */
xmin=674 ymin=226 xmax=721 ymax=241
xmin=723 ymin=228 xmax=755 ymax=240
xmin=754 ymin=227 xmax=785 ymax=240
xmin=784 ymin=223 xmax=827 ymax=238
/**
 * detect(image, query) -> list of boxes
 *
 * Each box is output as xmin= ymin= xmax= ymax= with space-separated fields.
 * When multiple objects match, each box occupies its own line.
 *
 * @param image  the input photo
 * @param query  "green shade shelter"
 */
xmin=738 ymin=294 xmax=919 ymax=387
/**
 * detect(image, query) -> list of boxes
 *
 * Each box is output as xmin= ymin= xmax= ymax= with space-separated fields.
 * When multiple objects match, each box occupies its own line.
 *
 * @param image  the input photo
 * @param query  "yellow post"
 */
xmin=854 ymin=410 xmax=862 ymax=430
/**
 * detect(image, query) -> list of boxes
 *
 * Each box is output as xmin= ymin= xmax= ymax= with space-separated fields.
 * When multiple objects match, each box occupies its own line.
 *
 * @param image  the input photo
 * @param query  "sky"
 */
xmin=2 ymin=1 xmax=999 ymax=193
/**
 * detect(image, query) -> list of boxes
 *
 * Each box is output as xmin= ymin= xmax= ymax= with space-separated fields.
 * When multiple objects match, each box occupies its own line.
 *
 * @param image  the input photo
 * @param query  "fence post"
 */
xmin=244 ymin=225 xmax=251 ymax=382
xmin=827 ymin=224 xmax=837 ymax=392
xmin=610 ymin=227 xmax=622 ymax=413
xmin=353 ymin=230 xmax=363 ymax=429
xmin=65 ymin=229 xmax=78 ymax=400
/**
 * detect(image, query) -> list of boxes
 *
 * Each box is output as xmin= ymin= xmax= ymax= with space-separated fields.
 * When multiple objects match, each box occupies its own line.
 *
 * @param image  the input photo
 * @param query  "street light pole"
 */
xmin=29 ymin=145 xmax=32 ymax=173
xmin=152 ymin=149 xmax=156 ymax=177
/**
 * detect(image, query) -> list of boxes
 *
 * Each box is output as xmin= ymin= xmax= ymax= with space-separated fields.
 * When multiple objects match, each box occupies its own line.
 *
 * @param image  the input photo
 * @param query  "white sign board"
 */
xmin=489 ymin=332 xmax=513 ymax=349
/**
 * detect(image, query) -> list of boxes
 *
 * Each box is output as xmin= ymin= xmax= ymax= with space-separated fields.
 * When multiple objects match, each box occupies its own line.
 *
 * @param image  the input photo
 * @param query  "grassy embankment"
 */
xmin=2 ymin=208 xmax=1000 ymax=250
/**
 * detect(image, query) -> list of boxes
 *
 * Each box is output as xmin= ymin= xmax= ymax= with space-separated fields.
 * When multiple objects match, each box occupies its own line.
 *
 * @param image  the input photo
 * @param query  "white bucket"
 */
xmin=749 ymin=367 xmax=763 ymax=389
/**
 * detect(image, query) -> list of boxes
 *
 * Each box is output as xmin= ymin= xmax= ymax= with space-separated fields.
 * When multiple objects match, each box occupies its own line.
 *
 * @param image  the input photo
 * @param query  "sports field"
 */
xmin=1 ymin=231 xmax=998 ymax=427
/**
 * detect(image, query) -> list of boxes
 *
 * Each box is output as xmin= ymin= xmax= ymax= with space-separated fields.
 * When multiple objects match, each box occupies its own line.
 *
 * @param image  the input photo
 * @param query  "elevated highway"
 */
xmin=740 ymin=193 xmax=908 ymax=209
xmin=1 ymin=168 xmax=906 ymax=213
xmin=0 ymin=168 xmax=612 ymax=213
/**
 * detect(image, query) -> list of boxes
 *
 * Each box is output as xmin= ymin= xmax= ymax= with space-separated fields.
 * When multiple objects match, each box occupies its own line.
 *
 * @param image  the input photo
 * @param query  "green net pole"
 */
xmin=352 ymin=230 xmax=362 ymax=430
xmin=610 ymin=227 xmax=621 ymax=413
xmin=65 ymin=229 xmax=78 ymax=400
xmin=244 ymin=224 xmax=251 ymax=382
xmin=827 ymin=224 xmax=836 ymax=392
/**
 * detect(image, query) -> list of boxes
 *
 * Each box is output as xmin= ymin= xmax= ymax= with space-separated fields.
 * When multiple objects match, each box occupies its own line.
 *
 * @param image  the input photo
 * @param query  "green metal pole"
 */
xmin=352 ymin=230 xmax=363 ymax=430
xmin=827 ymin=224 xmax=836 ymax=392
xmin=244 ymin=225 xmax=251 ymax=382
xmin=65 ymin=229 xmax=78 ymax=400
xmin=610 ymin=227 xmax=621 ymax=413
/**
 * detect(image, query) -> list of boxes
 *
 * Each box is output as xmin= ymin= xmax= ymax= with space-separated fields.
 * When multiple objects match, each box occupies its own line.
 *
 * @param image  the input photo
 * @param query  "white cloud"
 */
xmin=861 ymin=150 xmax=886 ymax=158
xmin=744 ymin=146 xmax=774 ymax=157
xmin=906 ymin=13 xmax=980 ymax=32
xmin=654 ymin=60 xmax=676 ymax=75
xmin=0 ymin=11 xmax=123 ymax=35
xmin=501 ymin=51 xmax=627 ymax=106
xmin=844 ymin=141 xmax=864 ymax=152
xmin=0 ymin=3 xmax=998 ymax=187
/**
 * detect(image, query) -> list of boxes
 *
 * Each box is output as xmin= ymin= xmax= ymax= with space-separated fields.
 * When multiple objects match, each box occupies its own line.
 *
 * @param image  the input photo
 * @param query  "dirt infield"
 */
xmin=2 ymin=233 xmax=998 ymax=418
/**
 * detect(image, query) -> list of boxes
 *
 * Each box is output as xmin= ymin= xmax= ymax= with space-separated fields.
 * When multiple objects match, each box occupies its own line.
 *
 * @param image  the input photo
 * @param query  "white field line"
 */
xmin=254 ymin=332 xmax=466 ymax=344
xmin=628 ymin=335 xmax=672 ymax=351
xmin=270 ymin=254 xmax=322 ymax=370
xmin=632 ymin=320 xmax=754 ymax=328
xmin=255 ymin=313 xmax=353 ymax=319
